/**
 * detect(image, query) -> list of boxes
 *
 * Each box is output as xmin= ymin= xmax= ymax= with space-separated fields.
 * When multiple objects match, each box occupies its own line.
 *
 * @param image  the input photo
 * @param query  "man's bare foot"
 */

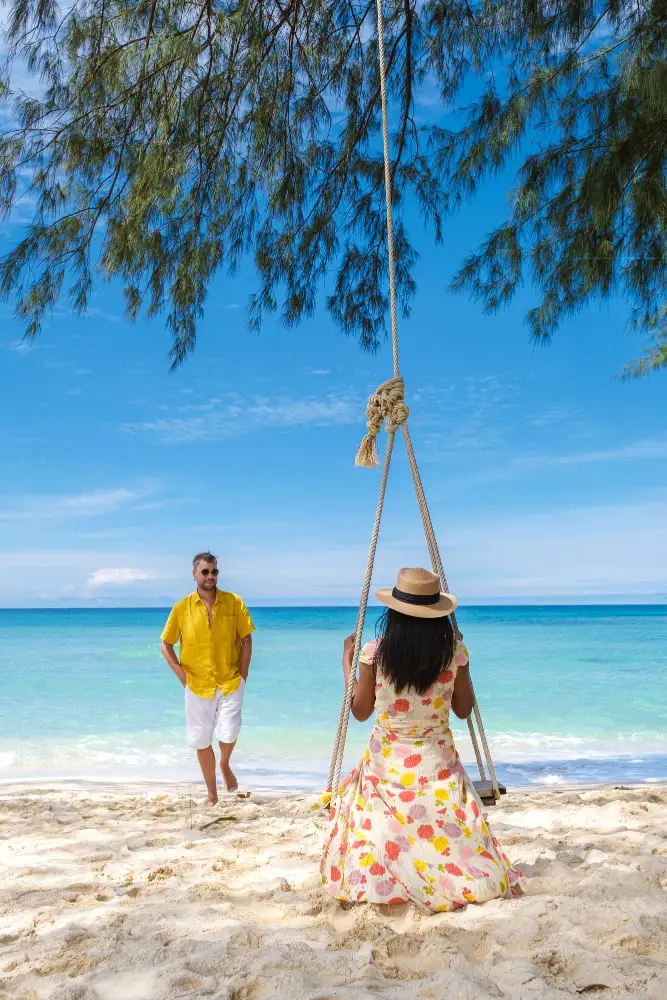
xmin=197 ymin=794 xmax=218 ymax=807
xmin=221 ymin=765 xmax=238 ymax=792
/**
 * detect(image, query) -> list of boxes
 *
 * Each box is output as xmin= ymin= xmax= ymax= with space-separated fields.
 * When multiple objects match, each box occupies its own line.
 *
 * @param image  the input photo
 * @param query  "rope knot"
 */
xmin=355 ymin=376 xmax=409 ymax=468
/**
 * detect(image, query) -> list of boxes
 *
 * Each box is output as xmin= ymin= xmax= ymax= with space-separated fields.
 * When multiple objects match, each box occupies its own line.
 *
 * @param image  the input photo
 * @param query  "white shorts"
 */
xmin=184 ymin=682 xmax=245 ymax=749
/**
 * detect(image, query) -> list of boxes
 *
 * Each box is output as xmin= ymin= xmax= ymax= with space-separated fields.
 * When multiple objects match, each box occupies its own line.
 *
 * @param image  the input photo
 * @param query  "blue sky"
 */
xmin=1 ymin=41 xmax=665 ymax=608
xmin=1 ymin=205 xmax=665 ymax=607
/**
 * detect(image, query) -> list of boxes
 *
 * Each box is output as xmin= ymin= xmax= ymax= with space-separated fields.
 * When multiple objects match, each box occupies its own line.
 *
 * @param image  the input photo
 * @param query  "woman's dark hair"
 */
xmin=374 ymin=607 xmax=455 ymax=695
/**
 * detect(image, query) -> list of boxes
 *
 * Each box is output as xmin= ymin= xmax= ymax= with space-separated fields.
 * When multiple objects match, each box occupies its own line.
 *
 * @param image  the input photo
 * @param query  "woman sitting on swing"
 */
xmin=321 ymin=567 xmax=521 ymax=912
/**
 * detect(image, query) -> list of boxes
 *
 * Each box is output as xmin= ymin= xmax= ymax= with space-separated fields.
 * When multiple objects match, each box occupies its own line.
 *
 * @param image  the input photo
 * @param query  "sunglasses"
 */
xmin=199 ymin=568 xmax=219 ymax=576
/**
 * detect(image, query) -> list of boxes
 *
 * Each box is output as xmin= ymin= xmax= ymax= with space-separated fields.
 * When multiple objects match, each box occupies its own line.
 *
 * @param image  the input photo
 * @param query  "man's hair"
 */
xmin=193 ymin=551 xmax=217 ymax=568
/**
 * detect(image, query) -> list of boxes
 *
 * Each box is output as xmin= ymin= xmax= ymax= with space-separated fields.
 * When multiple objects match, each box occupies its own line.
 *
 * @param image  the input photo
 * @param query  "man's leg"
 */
xmin=218 ymin=741 xmax=238 ymax=792
xmin=197 ymin=746 xmax=218 ymax=803
xmin=185 ymin=688 xmax=219 ymax=804
xmin=214 ymin=681 xmax=245 ymax=792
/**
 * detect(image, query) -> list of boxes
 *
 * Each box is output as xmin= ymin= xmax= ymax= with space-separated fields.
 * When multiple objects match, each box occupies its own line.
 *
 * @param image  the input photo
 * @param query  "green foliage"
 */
xmin=0 ymin=1 xmax=664 ymax=370
xmin=623 ymin=306 xmax=667 ymax=376
xmin=444 ymin=0 xmax=666 ymax=375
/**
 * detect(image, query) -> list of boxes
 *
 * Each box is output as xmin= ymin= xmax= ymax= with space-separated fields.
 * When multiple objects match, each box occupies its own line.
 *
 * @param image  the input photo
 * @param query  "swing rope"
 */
xmin=327 ymin=0 xmax=500 ymax=802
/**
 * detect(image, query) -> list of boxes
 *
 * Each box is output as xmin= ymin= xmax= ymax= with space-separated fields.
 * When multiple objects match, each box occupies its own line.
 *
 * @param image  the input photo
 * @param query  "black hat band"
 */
xmin=391 ymin=586 xmax=440 ymax=606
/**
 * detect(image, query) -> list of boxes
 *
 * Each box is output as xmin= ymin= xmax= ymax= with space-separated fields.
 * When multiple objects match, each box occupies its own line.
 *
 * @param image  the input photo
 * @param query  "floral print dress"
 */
xmin=321 ymin=639 xmax=521 ymax=912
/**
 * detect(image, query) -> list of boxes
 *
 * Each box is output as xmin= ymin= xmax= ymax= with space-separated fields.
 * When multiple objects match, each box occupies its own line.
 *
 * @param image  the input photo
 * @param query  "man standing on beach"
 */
xmin=160 ymin=552 xmax=255 ymax=803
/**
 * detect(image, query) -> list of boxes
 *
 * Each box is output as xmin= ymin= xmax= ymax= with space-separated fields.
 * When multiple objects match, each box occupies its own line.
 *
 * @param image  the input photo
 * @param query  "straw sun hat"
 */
xmin=376 ymin=567 xmax=457 ymax=619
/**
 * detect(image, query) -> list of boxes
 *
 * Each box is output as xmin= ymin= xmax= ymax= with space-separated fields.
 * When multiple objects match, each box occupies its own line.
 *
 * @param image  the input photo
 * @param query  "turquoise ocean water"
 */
xmin=1 ymin=606 xmax=666 ymax=790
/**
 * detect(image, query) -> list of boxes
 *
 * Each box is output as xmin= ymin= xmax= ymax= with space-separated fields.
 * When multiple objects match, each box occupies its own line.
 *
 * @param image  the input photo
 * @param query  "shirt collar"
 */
xmin=192 ymin=588 xmax=223 ymax=604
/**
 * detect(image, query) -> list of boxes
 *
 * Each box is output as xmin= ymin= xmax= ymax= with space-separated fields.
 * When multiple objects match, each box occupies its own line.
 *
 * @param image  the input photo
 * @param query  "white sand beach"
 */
xmin=1 ymin=782 xmax=666 ymax=1000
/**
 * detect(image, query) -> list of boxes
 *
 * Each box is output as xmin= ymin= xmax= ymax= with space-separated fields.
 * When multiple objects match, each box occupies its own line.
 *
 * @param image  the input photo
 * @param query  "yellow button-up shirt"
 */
xmin=161 ymin=590 xmax=255 ymax=699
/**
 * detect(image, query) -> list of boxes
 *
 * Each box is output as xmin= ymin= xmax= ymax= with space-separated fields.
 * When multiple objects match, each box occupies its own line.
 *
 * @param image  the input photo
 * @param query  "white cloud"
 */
xmin=0 ymin=550 xmax=108 ymax=570
xmin=59 ymin=489 xmax=141 ymax=514
xmin=123 ymin=391 xmax=362 ymax=442
xmin=85 ymin=307 xmax=121 ymax=323
xmin=0 ymin=549 xmax=178 ymax=604
xmin=175 ymin=492 xmax=666 ymax=602
xmin=414 ymin=373 xmax=519 ymax=455
xmin=0 ymin=486 xmax=155 ymax=521
xmin=441 ymin=495 xmax=667 ymax=598
xmin=0 ymin=549 xmax=163 ymax=571
xmin=1 ymin=488 xmax=665 ymax=604
xmin=521 ymin=439 xmax=667 ymax=467
xmin=426 ymin=435 xmax=667 ymax=484
xmin=528 ymin=405 xmax=585 ymax=429
xmin=123 ymin=374 xmax=518 ymax=447
xmin=454 ymin=438 xmax=667 ymax=482
xmin=0 ymin=335 xmax=55 ymax=353
xmin=7 ymin=340 xmax=33 ymax=354
xmin=88 ymin=568 xmax=158 ymax=588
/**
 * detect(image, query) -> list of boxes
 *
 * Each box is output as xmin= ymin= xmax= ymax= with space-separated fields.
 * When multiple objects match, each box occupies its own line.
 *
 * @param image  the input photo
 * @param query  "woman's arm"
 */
xmin=342 ymin=634 xmax=376 ymax=722
xmin=451 ymin=661 xmax=474 ymax=719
